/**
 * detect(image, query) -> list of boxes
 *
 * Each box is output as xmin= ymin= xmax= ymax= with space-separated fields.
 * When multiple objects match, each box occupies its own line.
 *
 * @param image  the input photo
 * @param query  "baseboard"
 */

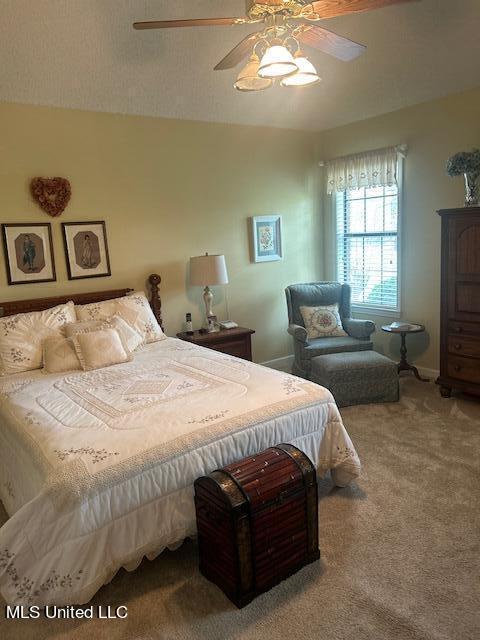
xmin=415 ymin=366 xmax=440 ymax=380
xmin=260 ymin=355 xmax=439 ymax=380
xmin=260 ymin=355 xmax=294 ymax=373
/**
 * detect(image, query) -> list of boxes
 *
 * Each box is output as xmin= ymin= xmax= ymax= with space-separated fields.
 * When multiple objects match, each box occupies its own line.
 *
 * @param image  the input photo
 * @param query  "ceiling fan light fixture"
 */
xmin=258 ymin=45 xmax=298 ymax=79
xmin=234 ymin=53 xmax=273 ymax=91
xmin=281 ymin=50 xmax=321 ymax=87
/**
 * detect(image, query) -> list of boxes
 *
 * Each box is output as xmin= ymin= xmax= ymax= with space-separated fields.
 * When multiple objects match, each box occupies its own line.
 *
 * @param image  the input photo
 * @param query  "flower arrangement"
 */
xmin=446 ymin=148 xmax=480 ymax=206
xmin=446 ymin=149 xmax=480 ymax=176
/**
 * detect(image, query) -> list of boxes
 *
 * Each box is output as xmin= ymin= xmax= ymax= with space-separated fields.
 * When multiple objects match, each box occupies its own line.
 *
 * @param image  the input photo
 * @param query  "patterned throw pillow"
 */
xmin=299 ymin=304 xmax=347 ymax=339
xmin=75 ymin=291 xmax=164 ymax=344
xmin=0 ymin=302 xmax=76 ymax=375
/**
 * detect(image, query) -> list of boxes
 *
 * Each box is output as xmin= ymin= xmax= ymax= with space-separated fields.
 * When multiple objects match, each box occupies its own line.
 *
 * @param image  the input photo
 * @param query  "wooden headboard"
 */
xmin=0 ymin=273 xmax=163 ymax=330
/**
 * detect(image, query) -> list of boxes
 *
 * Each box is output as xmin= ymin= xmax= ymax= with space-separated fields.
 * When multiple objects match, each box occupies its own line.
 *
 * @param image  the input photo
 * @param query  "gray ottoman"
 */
xmin=311 ymin=351 xmax=399 ymax=407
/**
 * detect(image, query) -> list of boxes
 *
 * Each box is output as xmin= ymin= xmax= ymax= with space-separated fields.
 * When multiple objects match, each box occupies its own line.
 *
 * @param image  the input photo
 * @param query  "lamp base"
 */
xmin=203 ymin=286 xmax=215 ymax=330
xmin=203 ymin=286 xmax=213 ymax=317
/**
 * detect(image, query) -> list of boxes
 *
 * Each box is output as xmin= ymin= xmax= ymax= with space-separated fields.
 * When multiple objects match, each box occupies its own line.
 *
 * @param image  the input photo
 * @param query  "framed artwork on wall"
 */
xmin=1 ymin=223 xmax=56 ymax=285
xmin=250 ymin=215 xmax=283 ymax=263
xmin=62 ymin=221 xmax=111 ymax=280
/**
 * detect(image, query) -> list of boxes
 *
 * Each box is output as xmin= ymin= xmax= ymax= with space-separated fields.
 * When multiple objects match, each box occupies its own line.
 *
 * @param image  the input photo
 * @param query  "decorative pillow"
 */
xmin=72 ymin=328 xmax=132 ymax=371
xmin=65 ymin=320 xmax=105 ymax=338
xmin=0 ymin=302 xmax=76 ymax=375
xmin=75 ymin=291 xmax=164 ymax=343
xmin=107 ymin=315 xmax=144 ymax=352
xmin=299 ymin=304 xmax=347 ymax=339
xmin=43 ymin=337 xmax=81 ymax=374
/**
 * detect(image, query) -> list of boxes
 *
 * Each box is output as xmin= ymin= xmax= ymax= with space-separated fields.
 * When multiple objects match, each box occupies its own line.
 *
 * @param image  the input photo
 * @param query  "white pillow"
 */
xmin=0 ymin=302 xmax=76 ymax=375
xmin=43 ymin=337 xmax=81 ymax=374
xmin=72 ymin=328 xmax=132 ymax=371
xmin=107 ymin=315 xmax=144 ymax=352
xmin=75 ymin=291 xmax=164 ymax=343
xmin=299 ymin=304 xmax=347 ymax=339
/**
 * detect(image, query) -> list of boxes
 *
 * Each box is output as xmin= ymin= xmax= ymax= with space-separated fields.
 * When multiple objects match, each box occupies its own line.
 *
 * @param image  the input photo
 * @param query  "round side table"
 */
xmin=382 ymin=324 xmax=429 ymax=382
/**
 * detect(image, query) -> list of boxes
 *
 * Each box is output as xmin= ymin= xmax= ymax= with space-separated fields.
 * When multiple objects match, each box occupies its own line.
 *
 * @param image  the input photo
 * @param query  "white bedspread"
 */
xmin=0 ymin=338 xmax=360 ymax=605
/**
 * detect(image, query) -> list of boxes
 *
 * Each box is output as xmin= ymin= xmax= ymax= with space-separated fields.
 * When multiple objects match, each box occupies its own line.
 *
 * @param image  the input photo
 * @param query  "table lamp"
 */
xmin=190 ymin=253 xmax=229 ymax=325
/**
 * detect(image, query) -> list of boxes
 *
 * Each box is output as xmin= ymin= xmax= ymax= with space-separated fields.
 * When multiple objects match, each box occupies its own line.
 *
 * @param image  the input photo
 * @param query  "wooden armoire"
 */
xmin=436 ymin=206 xmax=480 ymax=397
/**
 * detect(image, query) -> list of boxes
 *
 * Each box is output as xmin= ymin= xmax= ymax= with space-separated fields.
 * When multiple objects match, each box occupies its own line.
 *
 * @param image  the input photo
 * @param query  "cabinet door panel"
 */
xmin=448 ymin=215 xmax=480 ymax=322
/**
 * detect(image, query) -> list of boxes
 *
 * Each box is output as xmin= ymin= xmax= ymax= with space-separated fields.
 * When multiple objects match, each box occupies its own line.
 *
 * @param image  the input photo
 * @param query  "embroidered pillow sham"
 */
xmin=299 ymin=304 xmax=347 ymax=339
xmin=43 ymin=337 xmax=82 ymax=374
xmin=72 ymin=327 xmax=132 ymax=371
xmin=75 ymin=291 xmax=164 ymax=343
xmin=0 ymin=302 xmax=76 ymax=375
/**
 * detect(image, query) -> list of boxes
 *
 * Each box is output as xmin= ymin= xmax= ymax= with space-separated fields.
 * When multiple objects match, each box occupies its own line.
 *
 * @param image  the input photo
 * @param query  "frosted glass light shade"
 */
xmin=281 ymin=54 xmax=321 ymax=87
xmin=190 ymin=254 xmax=229 ymax=286
xmin=234 ymin=54 xmax=273 ymax=92
xmin=258 ymin=45 xmax=298 ymax=79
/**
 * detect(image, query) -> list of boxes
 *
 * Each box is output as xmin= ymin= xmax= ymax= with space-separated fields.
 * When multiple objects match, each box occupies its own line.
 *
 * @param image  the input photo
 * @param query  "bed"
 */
xmin=0 ymin=275 xmax=361 ymax=605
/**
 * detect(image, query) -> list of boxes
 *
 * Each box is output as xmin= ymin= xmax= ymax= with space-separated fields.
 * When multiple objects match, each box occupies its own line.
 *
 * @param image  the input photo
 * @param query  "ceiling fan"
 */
xmin=133 ymin=1 xmax=418 ymax=91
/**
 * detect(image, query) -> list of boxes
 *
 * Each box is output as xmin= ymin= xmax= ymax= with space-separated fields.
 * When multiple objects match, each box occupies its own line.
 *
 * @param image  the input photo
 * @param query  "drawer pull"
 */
xmin=454 ymin=343 xmax=461 ymax=350
xmin=455 ymin=327 xmax=463 ymax=333
xmin=454 ymin=365 xmax=461 ymax=372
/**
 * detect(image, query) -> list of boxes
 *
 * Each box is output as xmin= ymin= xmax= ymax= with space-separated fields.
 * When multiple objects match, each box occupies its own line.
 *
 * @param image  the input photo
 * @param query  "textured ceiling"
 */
xmin=1 ymin=0 xmax=479 ymax=131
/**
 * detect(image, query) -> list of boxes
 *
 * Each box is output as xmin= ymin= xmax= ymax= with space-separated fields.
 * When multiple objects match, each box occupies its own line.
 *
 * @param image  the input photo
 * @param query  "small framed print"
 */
xmin=251 ymin=215 xmax=283 ymax=263
xmin=1 ymin=223 xmax=56 ymax=285
xmin=62 ymin=221 xmax=111 ymax=280
xmin=207 ymin=314 xmax=218 ymax=333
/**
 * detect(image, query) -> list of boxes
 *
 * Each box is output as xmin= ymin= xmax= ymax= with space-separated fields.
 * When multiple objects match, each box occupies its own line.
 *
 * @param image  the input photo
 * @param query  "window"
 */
xmin=336 ymin=184 xmax=400 ymax=313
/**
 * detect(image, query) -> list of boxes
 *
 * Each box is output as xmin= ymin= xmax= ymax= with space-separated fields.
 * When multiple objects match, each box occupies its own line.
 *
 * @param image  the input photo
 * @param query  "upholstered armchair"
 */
xmin=285 ymin=282 xmax=376 ymax=379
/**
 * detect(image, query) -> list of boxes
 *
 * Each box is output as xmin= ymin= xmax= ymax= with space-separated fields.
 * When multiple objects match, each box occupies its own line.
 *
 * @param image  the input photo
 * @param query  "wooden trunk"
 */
xmin=436 ymin=207 xmax=480 ymax=398
xmin=194 ymin=444 xmax=320 ymax=608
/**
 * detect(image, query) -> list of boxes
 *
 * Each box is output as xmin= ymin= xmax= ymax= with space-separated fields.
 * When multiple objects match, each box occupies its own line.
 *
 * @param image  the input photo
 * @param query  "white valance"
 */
xmin=326 ymin=146 xmax=398 ymax=194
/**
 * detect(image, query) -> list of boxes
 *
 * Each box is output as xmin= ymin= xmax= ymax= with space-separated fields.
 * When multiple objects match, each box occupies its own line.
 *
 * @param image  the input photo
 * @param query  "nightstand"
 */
xmin=176 ymin=327 xmax=255 ymax=361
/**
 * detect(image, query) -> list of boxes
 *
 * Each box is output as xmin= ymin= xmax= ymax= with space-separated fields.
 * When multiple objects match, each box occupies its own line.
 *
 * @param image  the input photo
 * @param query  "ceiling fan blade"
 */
xmin=306 ymin=0 xmax=419 ymax=20
xmin=214 ymin=32 xmax=263 ymax=70
xmin=296 ymin=24 xmax=366 ymax=61
xmin=133 ymin=17 xmax=246 ymax=30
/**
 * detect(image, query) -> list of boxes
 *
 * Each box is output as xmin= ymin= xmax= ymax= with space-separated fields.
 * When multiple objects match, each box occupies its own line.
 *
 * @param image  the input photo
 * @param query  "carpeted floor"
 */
xmin=1 ymin=378 xmax=480 ymax=640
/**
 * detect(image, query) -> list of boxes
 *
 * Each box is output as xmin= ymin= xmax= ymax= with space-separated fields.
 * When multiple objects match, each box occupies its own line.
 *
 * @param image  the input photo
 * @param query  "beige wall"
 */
xmin=2 ymin=88 xmax=479 ymax=370
xmin=317 ymin=87 xmax=480 ymax=372
xmin=0 ymin=102 xmax=320 ymax=363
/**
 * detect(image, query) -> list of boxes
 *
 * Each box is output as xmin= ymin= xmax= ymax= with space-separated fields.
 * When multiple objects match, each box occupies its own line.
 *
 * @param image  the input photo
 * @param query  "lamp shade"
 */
xmin=190 ymin=253 xmax=229 ymax=286
xmin=258 ymin=45 xmax=298 ymax=79
xmin=234 ymin=54 xmax=273 ymax=92
xmin=280 ymin=51 xmax=321 ymax=87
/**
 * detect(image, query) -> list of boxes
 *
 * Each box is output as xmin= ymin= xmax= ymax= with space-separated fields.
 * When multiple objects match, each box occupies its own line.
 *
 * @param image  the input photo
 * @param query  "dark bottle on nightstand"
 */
xmin=185 ymin=313 xmax=194 ymax=335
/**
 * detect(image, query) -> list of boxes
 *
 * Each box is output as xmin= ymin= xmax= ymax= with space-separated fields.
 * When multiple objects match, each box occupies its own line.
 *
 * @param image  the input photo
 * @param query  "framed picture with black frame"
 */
xmin=62 ymin=221 xmax=111 ymax=280
xmin=1 ymin=222 xmax=56 ymax=285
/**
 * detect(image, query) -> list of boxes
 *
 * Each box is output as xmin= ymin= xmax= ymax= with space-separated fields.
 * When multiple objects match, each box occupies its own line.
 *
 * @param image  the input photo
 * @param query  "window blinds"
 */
xmin=336 ymin=185 xmax=399 ymax=311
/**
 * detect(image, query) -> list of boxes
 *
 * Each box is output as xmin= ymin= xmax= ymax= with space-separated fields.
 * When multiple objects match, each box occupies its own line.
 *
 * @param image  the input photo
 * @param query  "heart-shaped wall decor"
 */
xmin=31 ymin=177 xmax=71 ymax=217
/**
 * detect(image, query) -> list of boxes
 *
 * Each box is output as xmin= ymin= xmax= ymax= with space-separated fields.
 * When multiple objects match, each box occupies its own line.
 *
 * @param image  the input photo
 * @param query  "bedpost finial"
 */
xmin=149 ymin=273 xmax=161 ymax=287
